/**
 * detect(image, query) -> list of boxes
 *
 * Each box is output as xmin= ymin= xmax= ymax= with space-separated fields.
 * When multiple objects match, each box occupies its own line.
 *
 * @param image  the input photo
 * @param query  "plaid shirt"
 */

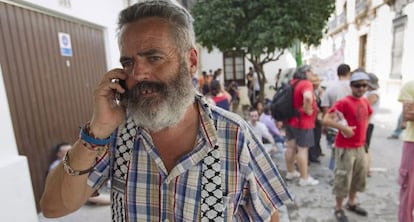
xmin=88 ymin=94 xmax=292 ymax=221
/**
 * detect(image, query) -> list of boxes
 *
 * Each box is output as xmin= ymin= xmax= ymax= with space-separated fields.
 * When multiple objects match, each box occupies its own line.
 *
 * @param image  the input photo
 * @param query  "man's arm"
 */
xmin=303 ymin=90 xmax=313 ymax=115
xmin=320 ymin=107 xmax=330 ymax=134
xmin=41 ymin=68 xmax=128 ymax=217
xmin=40 ymin=141 xmax=98 ymax=217
xmin=261 ymin=124 xmax=276 ymax=145
xmin=366 ymin=93 xmax=379 ymax=106
xmin=402 ymin=101 xmax=414 ymax=122
xmin=322 ymin=112 xmax=354 ymax=138
xmin=270 ymin=210 xmax=279 ymax=222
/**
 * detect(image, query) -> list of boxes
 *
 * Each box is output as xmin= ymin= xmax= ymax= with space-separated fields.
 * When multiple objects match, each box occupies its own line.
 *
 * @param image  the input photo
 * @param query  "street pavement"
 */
xmin=38 ymin=104 xmax=403 ymax=222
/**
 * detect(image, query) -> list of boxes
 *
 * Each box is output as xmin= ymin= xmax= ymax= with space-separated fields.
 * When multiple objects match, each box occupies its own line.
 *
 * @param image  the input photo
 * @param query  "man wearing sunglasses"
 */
xmin=322 ymin=71 xmax=373 ymax=222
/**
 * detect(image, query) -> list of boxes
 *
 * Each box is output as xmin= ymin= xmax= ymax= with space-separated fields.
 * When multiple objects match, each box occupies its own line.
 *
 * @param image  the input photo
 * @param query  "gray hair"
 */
xmin=117 ymin=0 xmax=195 ymax=54
xmin=293 ymin=64 xmax=312 ymax=80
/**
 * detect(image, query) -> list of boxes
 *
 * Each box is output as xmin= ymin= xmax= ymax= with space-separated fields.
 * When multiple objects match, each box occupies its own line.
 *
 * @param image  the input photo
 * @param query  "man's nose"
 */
xmin=130 ymin=59 xmax=151 ymax=81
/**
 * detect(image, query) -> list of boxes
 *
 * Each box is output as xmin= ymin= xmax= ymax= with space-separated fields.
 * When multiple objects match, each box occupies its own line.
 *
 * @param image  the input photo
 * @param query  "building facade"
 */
xmin=303 ymin=0 xmax=414 ymax=107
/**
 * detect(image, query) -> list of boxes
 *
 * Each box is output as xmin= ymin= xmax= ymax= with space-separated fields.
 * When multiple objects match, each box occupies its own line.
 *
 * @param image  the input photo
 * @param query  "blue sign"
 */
xmin=58 ymin=32 xmax=72 ymax=57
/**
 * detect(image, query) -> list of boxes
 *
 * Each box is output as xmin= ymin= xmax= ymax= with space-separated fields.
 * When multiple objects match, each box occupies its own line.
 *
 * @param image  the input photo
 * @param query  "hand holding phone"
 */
xmin=111 ymin=78 xmax=126 ymax=105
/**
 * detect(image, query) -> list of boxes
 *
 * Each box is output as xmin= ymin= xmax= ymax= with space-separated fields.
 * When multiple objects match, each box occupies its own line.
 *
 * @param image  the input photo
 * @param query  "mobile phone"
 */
xmin=111 ymin=79 xmax=126 ymax=105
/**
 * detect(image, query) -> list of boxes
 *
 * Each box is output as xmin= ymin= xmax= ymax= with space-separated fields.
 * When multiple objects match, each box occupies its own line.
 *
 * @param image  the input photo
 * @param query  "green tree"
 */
xmin=192 ymin=0 xmax=335 ymax=102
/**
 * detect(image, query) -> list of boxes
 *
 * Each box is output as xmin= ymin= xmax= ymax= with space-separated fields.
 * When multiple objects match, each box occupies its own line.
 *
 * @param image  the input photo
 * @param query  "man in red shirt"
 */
xmin=284 ymin=65 xmax=319 ymax=186
xmin=322 ymin=71 xmax=373 ymax=222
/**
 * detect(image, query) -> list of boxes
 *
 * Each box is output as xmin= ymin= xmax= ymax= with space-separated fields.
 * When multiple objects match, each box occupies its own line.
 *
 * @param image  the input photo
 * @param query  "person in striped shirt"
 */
xmin=40 ymin=1 xmax=292 ymax=221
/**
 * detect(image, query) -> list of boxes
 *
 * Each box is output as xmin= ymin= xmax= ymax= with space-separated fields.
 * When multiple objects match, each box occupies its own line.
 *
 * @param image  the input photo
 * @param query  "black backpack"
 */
xmin=270 ymin=80 xmax=301 ymax=121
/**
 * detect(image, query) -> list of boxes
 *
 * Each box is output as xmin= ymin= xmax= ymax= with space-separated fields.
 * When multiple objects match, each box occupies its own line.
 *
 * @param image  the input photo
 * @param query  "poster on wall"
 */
xmin=58 ymin=32 xmax=73 ymax=57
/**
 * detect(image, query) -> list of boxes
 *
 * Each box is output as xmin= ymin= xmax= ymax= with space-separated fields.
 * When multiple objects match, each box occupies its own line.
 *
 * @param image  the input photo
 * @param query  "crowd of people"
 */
xmin=191 ymin=62 xmax=406 ymax=222
xmin=40 ymin=1 xmax=412 ymax=222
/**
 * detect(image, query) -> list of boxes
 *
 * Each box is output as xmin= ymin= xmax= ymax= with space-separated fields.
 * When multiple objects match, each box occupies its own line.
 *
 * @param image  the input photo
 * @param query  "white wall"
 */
xmin=199 ymin=47 xmax=223 ymax=73
xmin=402 ymin=3 xmax=414 ymax=83
xmin=0 ymin=65 xmax=38 ymax=221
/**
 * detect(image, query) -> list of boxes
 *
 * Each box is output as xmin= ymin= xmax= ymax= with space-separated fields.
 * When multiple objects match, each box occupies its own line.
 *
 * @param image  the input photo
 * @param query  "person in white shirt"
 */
xmin=248 ymin=108 xmax=277 ymax=156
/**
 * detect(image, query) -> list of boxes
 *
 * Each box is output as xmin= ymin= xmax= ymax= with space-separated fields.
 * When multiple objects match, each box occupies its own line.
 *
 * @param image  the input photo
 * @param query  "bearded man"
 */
xmin=40 ymin=1 xmax=292 ymax=221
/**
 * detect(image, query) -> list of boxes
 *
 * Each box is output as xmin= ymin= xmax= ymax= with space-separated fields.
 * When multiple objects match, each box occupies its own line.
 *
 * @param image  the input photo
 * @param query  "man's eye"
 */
xmin=121 ymin=61 xmax=132 ymax=68
xmin=121 ymin=61 xmax=134 ymax=73
xmin=148 ymin=56 xmax=162 ymax=62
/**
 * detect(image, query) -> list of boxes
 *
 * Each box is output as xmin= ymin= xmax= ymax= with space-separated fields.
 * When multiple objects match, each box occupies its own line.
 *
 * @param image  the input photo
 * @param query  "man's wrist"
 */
xmin=63 ymin=150 xmax=96 ymax=176
xmin=88 ymin=121 xmax=114 ymax=139
xmin=80 ymin=122 xmax=112 ymax=150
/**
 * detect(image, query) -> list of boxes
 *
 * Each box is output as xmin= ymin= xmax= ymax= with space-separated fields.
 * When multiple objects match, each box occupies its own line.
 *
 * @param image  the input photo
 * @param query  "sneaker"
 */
xmin=299 ymin=176 xmax=319 ymax=186
xmin=334 ymin=209 xmax=349 ymax=222
xmin=285 ymin=171 xmax=300 ymax=180
xmin=346 ymin=203 xmax=368 ymax=216
xmin=387 ymin=135 xmax=399 ymax=139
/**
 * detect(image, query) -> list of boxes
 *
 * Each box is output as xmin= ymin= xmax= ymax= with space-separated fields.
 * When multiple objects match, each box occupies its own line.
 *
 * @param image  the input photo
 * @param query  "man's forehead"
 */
xmin=119 ymin=18 xmax=173 ymax=45
xmin=118 ymin=29 xmax=177 ymax=57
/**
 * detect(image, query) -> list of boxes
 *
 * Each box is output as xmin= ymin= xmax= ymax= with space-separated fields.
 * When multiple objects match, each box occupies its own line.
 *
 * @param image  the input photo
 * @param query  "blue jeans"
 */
xmin=391 ymin=113 xmax=404 ymax=137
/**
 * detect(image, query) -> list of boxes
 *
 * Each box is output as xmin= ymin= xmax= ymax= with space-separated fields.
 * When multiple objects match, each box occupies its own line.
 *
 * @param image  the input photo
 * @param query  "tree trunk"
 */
xmin=254 ymin=64 xmax=267 ymax=104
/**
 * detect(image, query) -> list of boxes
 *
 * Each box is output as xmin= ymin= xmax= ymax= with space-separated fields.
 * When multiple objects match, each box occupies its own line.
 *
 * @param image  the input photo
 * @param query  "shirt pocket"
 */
xmin=398 ymin=168 xmax=409 ymax=189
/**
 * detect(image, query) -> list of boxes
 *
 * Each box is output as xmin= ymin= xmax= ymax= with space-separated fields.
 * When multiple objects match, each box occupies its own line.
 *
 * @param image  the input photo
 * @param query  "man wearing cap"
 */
xmin=322 ymin=71 xmax=373 ymax=222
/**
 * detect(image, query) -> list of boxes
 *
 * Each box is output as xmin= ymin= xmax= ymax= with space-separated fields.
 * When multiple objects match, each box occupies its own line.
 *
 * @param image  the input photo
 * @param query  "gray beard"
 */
xmin=124 ymin=61 xmax=196 ymax=132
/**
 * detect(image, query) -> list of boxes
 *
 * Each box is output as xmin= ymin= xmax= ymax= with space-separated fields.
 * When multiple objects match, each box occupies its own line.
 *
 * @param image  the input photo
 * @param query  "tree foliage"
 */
xmin=192 ymin=0 xmax=335 ymax=101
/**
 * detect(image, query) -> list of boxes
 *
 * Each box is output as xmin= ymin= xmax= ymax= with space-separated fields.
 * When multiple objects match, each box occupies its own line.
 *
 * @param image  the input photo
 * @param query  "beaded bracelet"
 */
xmin=80 ymin=122 xmax=112 ymax=151
xmin=63 ymin=151 xmax=95 ymax=176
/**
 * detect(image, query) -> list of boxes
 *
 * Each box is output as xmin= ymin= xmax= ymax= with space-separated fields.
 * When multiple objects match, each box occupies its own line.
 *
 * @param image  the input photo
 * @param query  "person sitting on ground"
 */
xmin=260 ymin=104 xmax=285 ymax=152
xmin=248 ymin=108 xmax=278 ymax=157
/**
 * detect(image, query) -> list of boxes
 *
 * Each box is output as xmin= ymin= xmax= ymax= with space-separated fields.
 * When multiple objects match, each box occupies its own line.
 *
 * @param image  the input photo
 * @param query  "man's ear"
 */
xmin=188 ymin=48 xmax=198 ymax=75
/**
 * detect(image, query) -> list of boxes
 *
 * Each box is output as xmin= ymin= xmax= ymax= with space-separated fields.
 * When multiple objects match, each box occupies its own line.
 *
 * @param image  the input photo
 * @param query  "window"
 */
xmin=390 ymin=15 xmax=407 ymax=79
xmin=358 ymin=34 xmax=367 ymax=69
xmin=223 ymin=51 xmax=245 ymax=86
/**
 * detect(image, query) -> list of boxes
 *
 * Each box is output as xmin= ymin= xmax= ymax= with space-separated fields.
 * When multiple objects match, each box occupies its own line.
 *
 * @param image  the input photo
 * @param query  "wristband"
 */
xmin=80 ymin=139 xmax=107 ymax=152
xmin=63 ymin=151 xmax=95 ymax=176
xmin=80 ymin=122 xmax=112 ymax=146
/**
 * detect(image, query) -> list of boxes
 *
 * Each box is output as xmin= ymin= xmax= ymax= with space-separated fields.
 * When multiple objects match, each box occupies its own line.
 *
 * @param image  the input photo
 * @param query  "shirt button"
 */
xmin=164 ymin=219 xmax=170 ymax=222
